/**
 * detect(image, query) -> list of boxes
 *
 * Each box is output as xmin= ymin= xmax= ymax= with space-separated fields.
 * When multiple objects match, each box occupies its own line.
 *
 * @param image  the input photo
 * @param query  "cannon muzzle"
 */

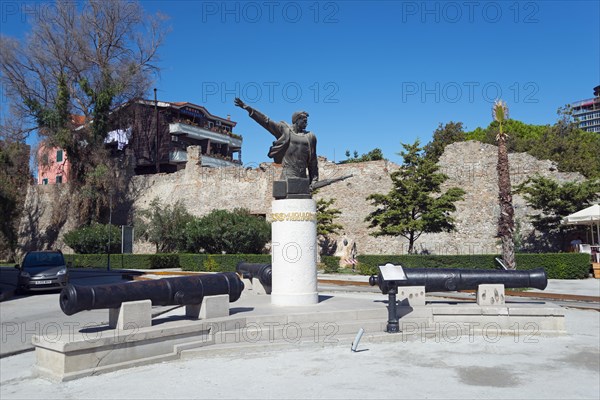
xmin=60 ymin=272 xmax=244 ymax=316
xmin=369 ymin=267 xmax=548 ymax=294
xmin=236 ymin=262 xmax=272 ymax=294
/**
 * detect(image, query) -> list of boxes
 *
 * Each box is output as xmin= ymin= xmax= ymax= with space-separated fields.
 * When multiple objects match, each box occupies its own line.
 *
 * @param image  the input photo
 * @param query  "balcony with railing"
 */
xmin=169 ymin=121 xmax=242 ymax=149
xmin=169 ymin=149 xmax=241 ymax=167
xmin=571 ymin=97 xmax=600 ymax=111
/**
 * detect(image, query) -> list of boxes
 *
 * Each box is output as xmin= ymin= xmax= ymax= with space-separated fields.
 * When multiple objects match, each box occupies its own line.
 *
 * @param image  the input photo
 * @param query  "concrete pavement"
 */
xmin=1 ymin=275 xmax=598 ymax=399
xmin=1 ymin=294 xmax=598 ymax=399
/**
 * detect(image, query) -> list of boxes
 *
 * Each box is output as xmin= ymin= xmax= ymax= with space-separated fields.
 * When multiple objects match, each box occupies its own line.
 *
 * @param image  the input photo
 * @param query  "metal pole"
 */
xmin=107 ymin=193 xmax=112 ymax=271
xmin=386 ymin=286 xmax=399 ymax=333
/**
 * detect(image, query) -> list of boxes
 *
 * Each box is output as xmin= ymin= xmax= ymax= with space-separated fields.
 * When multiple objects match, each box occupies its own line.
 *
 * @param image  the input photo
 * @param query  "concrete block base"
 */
xmin=108 ymin=300 xmax=152 ymax=330
xmin=477 ymin=284 xmax=505 ymax=305
xmin=422 ymin=302 xmax=565 ymax=334
xmin=199 ymin=294 xmax=229 ymax=319
xmin=397 ymin=286 xmax=426 ymax=306
xmin=31 ymin=292 xmax=565 ymax=382
xmin=33 ymin=316 xmax=246 ymax=382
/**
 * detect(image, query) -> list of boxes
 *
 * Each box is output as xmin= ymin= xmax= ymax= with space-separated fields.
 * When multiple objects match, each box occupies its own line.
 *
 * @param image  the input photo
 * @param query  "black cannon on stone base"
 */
xmin=236 ymin=262 xmax=272 ymax=294
xmin=60 ymin=272 xmax=244 ymax=316
xmin=369 ymin=267 xmax=548 ymax=294
xmin=369 ymin=266 xmax=548 ymax=333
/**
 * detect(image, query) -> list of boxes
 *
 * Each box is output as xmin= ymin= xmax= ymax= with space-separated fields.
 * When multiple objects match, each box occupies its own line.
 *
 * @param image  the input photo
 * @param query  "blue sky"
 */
xmin=1 ymin=0 xmax=599 ymax=166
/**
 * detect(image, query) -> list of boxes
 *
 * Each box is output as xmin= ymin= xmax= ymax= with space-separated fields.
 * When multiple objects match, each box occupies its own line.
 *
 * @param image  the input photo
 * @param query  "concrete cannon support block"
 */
xmin=397 ymin=286 xmax=426 ymax=307
xmin=477 ymin=284 xmax=506 ymax=306
xmin=199 ymin=294 xmax=230 ymax=319
xmin=109 ymin=300 xmax=152 ymax=330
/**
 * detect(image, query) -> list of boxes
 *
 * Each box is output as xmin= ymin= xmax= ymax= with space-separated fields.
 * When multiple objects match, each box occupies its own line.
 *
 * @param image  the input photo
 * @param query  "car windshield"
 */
xmin=23 ymin=252 xmax=64 ymax=268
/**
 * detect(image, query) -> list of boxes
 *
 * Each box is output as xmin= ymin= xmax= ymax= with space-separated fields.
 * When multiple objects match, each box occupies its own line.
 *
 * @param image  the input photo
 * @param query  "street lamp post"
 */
xmin=107 ymin=192 xmax=112 ymax=271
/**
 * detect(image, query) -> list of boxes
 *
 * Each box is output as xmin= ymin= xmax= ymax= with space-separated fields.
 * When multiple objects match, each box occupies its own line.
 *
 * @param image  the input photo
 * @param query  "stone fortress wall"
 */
xmin=18 ymin=142 xmax=584 ymax=258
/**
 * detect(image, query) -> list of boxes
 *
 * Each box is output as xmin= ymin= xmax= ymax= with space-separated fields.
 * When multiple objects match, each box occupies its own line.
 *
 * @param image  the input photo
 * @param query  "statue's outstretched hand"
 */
xmin=234 ymin=97 xmax=247 ymax=109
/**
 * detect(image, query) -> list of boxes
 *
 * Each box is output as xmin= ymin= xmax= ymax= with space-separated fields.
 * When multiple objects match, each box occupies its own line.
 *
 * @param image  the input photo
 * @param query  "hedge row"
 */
xmin=64 ymin=253 xmax=271 ymax=271
xmin=353 ymin=253 xmax=591 ymax=279
xmin=63 ymin=254 xmax=180 ymax=269
xmin=180 ymin=254 xmax=271 ymax=272
xmin=321 ymin=256 xmax=342 ymax=273
xmin=63 ymin=252 xmax=591 ymax=279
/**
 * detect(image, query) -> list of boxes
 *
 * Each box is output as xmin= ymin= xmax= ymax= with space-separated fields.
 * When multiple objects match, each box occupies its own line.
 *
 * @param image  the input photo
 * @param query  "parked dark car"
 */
xmin=16 ymin=250 xmax=70 ymax=292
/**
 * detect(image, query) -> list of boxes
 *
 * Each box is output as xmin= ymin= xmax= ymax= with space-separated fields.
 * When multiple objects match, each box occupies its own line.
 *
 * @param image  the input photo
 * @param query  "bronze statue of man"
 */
xmin=234 ymin=98 xmax=318 ymax=191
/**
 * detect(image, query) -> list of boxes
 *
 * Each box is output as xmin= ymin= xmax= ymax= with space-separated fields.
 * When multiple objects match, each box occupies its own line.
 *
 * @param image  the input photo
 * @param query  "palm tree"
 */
xmin=493 ymin=99 xmax=516 ymax=269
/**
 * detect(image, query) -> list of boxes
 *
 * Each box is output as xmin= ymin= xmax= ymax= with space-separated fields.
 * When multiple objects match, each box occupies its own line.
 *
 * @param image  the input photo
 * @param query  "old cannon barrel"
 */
xmin=369 ymin=268 xmax=547 ymax=294
xmin=60 ymin=272 xmax=244 ymax=316
xmin=236 ymin=262 xmax=272 ymax=294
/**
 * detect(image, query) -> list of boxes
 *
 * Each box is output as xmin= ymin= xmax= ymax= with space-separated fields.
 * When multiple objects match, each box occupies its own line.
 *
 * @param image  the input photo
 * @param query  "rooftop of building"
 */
xmin=135 ymin=99 xmax=237 ymax=127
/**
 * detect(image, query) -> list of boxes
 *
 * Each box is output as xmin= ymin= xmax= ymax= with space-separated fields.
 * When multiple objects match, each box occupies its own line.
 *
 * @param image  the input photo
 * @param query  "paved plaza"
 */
xmin=1 ymin=278 xmax=599 ymax=399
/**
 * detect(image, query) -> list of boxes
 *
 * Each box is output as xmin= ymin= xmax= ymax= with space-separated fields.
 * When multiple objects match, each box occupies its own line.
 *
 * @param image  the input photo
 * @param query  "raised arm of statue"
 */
xmin=234 ymin=97 xmax=282 ymax=139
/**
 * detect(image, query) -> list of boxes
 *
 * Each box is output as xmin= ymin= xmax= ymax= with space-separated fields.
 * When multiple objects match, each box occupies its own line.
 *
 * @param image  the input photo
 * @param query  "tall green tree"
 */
xmin=0 ymin=0 xmax=168 ymax=224
xmin=424 ymin=121 xmax=466 ymax=162
xmin=0 ymin=141 xmax=31 ymax=261
xmin=465 ymin=109 xmax=600 ymax=179
xmin=493 ymin=100 xmax=516 ymax=269
xmin=466 ymin=119 xmax=547 ymax=153
xmin=365 ymin=141 xmax=465 ymax=254
xmin=515 ymin=176 xmax=600 ymax=251
xmin=529 ymin=118 xmax=600 ymax=180
xmin=316 ymin=197 xmax=343 ymax=255
xmin=63 ymin=223 xmax=121 ymax=254
xmin=317 ymin=198 xmax=343 ymax=236
xmin=134 ymin=198 xmax=194 ymax=253
xmin=340 ymin=148 xmax=385 ymax=164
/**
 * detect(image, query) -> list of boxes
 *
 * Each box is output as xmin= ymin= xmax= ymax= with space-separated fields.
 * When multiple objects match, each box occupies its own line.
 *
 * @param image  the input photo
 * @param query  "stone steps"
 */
xmin=177 ymin=307 xmax=438 ymax=359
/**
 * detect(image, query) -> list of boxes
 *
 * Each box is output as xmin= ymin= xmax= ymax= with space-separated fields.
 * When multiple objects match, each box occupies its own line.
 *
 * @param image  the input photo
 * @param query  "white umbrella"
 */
xmin=563 ymin=204 xmax=600 ymax=244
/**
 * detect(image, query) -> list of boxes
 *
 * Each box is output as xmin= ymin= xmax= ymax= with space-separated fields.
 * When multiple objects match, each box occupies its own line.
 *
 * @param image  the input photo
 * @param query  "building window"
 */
xmin=56 ymin=149 xmax=63 ymax=162
xmin=42 ymin=178 xmax=48 ymax=185
xmin=56 ymin=175 xmax=62 ymax=184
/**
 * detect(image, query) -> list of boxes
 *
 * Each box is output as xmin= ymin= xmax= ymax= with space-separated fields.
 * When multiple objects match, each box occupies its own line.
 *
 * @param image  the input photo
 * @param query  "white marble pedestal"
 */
xmin=270 ymin=199 xmax=318 ymax=306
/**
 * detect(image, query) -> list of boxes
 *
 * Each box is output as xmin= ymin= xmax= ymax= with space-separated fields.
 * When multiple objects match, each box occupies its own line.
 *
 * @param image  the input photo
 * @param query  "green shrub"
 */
xmin=148 ymin=254 xmax=179 ymax=269
xmin=62 ymin=252 xmax=589 ymax=279
xmin=356 ymin=254 xmax=498 ymax=276
xmin=321 ymin=256 xmax=340 ymax=273
xmin=513 ymin=253 xmax=590 ymax=279
xmin=63 ymin=223 xmax=121 ymax=254
xmin=63 ymin=254 xmax=174 ymax=269
xmin=203 ymin=255 xmax=220 ymax=272
xmin=178 ymin=254 xmax=204 ymax=271
xmin=181 ymin=254 xmax=271 ymax=272
xmin=183 ymin=209 xmax=270 ymax=254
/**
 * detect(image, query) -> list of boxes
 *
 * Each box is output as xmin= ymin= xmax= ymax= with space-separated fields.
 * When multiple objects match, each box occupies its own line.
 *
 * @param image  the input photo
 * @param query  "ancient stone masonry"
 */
xmin=18 ymin=142 xmax=584 ymax=256
xmin=427 ymin=141 xmax=583 ymax=255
